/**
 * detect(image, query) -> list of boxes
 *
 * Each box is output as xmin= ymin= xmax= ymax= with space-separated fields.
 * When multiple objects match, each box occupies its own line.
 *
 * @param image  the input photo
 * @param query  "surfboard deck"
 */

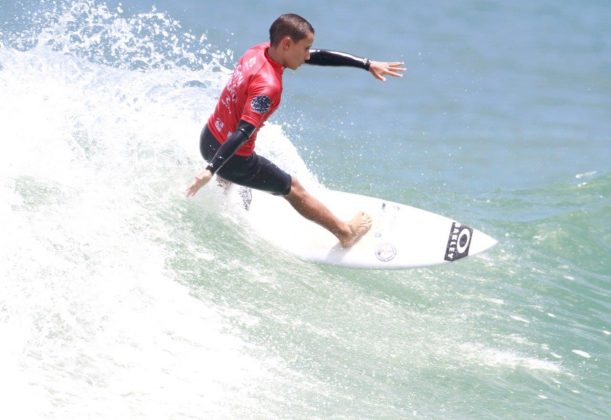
xmin=238 ymin=187 xmax=497 ymax=269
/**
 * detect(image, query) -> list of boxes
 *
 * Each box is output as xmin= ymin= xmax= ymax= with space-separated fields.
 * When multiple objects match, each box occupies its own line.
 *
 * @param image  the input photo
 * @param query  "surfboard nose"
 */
xmin=470 ymin=230 xmax=498 ymax=255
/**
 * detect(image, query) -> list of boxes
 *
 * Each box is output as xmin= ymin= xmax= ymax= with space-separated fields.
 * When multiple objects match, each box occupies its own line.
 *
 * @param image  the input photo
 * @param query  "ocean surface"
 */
xmin=1 ymin=0 xmax=609 ymax=418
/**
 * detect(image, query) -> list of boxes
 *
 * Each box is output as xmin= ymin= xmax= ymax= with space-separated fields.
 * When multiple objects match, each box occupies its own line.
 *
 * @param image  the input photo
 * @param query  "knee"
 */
xmin=291 ymin=176 xmax=302 ymax=189
xmin=286 ymin=177 xmax=305 ymax=198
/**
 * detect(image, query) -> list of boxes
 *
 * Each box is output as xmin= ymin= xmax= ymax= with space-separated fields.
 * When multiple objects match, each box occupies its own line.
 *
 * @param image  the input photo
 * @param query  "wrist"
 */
xmin=196 ymin=168 xmax=213 ymax=182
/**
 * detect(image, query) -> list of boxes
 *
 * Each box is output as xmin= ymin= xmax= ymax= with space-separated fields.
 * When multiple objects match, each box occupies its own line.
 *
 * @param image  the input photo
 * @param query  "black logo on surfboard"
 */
xmin=445 ymin=222 xmax=473 ymax=262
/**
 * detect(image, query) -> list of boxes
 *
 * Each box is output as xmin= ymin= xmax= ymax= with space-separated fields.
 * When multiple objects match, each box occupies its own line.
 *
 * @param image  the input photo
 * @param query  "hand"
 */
xmin=185 ymin=169 xmax=213 ymax=197
xmin=368 ymin=61 xmax=405 ymax=82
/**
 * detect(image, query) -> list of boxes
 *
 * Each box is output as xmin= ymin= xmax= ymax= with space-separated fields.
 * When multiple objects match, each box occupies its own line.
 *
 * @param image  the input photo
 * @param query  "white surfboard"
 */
xmin=238 ymin=187 xmax=497 ymax=269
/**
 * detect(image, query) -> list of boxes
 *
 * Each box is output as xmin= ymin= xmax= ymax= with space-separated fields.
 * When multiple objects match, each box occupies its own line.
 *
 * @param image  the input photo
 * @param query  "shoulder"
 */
xmin=249 ymin=73 xmax=281 ymax=101
xmin=241 ymin=42 xmax=269 ymax=66
xmin=249 ymin=51 xmax=282 ymax=94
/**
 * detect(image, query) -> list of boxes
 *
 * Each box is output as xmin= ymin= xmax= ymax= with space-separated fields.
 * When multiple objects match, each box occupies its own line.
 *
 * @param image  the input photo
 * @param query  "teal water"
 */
xmin=1 ymin=0 xmax=609 ymax=418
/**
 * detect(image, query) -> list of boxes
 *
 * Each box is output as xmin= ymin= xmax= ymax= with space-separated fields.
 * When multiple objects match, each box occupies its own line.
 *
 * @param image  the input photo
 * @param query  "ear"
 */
xmin=280 ymin=36 xmax=293 ymax=50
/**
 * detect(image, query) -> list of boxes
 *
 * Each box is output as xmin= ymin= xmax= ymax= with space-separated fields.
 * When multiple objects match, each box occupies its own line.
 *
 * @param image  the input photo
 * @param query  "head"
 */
xmin=268 ymin=14 xmax=315 ymax=70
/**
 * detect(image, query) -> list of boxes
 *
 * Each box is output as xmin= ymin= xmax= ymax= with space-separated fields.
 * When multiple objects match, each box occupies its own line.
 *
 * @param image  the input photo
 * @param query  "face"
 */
xmin=282 ymin=32 xmax=314 ymax=70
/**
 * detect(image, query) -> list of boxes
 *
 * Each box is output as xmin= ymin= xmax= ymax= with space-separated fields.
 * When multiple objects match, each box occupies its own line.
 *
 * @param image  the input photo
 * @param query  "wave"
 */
xmin=2 ymin=1 xmax=609 ymax=417
xmin=0 ymin=1 xmax=317 ymax=415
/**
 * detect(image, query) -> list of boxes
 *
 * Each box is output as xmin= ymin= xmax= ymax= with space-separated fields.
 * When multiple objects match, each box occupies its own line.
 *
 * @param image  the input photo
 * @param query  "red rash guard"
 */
xmin=207 ymin=42 xmax=283 ymax=157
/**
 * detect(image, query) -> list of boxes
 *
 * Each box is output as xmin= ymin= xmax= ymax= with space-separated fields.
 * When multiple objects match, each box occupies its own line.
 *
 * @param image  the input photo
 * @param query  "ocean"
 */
xmin=1 ymin=0 xmax=609 ymax=418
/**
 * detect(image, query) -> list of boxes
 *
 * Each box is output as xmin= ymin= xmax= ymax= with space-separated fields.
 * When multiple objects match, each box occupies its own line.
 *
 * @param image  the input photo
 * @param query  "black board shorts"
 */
xmin=199 ymin=125 xmax=292 ymax=196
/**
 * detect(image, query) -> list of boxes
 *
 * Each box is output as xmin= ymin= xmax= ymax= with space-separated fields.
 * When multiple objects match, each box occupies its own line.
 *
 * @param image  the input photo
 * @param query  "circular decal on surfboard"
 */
xmin=375 ymin=243 xmax=397 ymax=262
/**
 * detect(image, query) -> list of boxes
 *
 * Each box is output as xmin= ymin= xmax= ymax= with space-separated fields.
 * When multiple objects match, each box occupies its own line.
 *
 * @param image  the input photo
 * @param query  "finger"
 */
xmin=385 ymin=70 xmax=403 ymax=78
xmin=387 ymin=62 xmax=406 ymax=69
xmin=379 ymin=62 xmax=403 ymax=68
xmin=186 ymin=184 xmax=197 ymax=197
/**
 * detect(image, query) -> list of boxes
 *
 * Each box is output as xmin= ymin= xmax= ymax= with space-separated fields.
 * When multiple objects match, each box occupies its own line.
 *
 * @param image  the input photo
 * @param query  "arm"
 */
xmin=307 ymin=49 xmax=371 ymax=70
xmin=185 ymin=120 xmax=256 ymax=197
xmin=307 ymin=49 xmax=405 ymax=82
xmin=206 ymin=120 xmax=256 ymax=174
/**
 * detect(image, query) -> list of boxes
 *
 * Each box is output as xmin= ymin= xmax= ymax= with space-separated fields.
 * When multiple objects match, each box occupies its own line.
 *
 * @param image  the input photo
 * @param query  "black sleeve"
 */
xmin=306 ymin=49 xmax=371 ymax=71
xmin=205 ymin=120 xmax=256 ymax=174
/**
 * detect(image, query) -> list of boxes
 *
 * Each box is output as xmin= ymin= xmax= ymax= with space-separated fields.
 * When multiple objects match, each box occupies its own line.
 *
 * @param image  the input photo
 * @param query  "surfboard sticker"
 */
xmin=444 ymin=222 xmax=473 ymax=262
xmin=375 ymin=243 xmax=397 ymax=262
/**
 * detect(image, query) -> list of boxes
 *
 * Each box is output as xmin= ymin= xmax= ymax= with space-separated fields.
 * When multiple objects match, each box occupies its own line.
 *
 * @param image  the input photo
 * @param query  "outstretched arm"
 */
xmin=307 ymin=49 xmax=405 ymax=81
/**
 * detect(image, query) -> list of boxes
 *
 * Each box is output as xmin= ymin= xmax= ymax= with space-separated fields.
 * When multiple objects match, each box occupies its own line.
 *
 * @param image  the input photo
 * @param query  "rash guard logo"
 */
xmin=250 ymin=95 xmax=272 ymax=114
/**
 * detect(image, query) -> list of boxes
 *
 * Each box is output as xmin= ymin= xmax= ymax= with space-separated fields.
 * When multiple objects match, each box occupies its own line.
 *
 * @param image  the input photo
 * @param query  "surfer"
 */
xmin=186 ymin=13 xmax=405 ymax=247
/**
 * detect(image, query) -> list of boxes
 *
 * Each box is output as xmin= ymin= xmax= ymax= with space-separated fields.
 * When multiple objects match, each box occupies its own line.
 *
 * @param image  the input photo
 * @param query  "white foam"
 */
xmin=510 ymin=315 xmax=530 ymax=324
xmin=575 ymin=171 xmax=597 ymax=179
xmin=1 ymin=2 xmax=312 ymax=417
xmin=458 ymin=343 xmax=561 ymax=372
xmin=571 ymin=350 xmax=591 ymax=359
xmin=256 ymin=123 xmax=323 ymax=190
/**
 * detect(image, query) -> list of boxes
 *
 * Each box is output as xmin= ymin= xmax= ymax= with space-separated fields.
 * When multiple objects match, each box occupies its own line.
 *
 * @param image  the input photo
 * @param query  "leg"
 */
xmin=199 ymin=136 xmax=371 ymax=247
xmin=284 ymin=178 xmax=371 ymax=248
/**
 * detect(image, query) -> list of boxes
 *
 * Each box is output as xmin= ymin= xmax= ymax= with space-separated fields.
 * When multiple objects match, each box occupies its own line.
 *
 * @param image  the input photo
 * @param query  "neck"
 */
xmin=266 ymin=45 xmax=284 ymax=67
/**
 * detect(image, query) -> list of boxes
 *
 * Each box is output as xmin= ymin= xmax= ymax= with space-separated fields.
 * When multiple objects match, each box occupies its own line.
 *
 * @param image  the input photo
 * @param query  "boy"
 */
xmin=186 ymin=14 xmax=404 ymax=247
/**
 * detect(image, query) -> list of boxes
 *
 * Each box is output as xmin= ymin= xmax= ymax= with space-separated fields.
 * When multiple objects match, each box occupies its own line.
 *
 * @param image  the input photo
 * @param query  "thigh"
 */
xmin=244 ymin=154 xmax=292 ymax=196
xmin=199 ymin=125 xmax=291 ymax=195
xmin=218 ymin=153 xmax=291 ymax=196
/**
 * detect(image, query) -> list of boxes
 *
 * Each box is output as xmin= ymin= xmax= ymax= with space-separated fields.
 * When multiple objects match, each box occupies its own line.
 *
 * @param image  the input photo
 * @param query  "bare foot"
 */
xmin=339 ymin=212 xmax=372 ymax=248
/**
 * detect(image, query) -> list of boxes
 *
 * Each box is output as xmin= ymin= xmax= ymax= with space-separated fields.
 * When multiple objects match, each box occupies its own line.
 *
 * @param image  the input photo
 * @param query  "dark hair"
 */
xmin=269 ymin=14 xmax=315 ymax=47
